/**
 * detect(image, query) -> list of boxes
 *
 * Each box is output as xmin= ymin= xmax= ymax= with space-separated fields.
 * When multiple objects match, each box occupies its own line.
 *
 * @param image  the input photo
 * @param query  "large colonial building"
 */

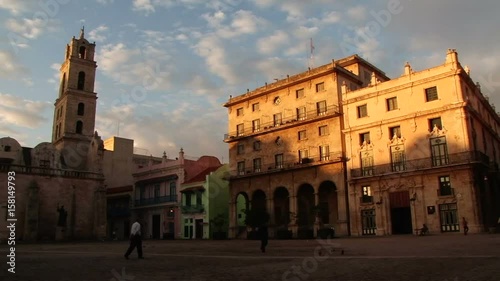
xmin=223 ymin=55 xmax=390 ymax=238
xmin=224 ymin=49 xmax=500 ymax=237
xmin=345 ymin=49 xmax=500 ymax=236
xmin=0 ymin=29 xmax=107 ymax=242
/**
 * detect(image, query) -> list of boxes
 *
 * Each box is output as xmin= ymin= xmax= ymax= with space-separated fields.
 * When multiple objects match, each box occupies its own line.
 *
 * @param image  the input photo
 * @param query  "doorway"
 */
xmin=195 ymin=219 xmax=204 ymax=239
xmin=124 ymin=220 xmax=130 ymax=238
xmin=152 ymin=215 xmax=161 ymax=239
xmin=389 ymin=191 xmax=412 ymax=234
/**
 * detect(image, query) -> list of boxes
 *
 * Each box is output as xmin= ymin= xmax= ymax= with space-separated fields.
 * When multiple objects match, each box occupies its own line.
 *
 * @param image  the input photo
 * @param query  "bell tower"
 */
xmin=52 ymin=27 xmax=98 ymax=169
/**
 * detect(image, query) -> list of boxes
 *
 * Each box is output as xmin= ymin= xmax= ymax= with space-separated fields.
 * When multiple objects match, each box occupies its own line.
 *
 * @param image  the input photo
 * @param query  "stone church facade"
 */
xmin=0 ymin=29 xmax=107 ymax=242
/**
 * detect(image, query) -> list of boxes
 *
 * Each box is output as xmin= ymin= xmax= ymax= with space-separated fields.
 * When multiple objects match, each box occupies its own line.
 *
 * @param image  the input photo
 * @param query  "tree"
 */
xmin=210 ymin=213 xmax=227 ymax=240
xmin=243 ymin=209 xmax=270 ymax=229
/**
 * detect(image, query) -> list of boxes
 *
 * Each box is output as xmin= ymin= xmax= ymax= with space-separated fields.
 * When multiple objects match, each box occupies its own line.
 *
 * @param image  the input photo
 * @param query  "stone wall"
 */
xmin=0 ymin=172 xmax=105 ymax=242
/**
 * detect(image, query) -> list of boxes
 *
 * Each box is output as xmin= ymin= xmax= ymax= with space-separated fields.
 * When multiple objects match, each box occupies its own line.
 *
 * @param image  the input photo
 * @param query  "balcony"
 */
xmin=351 ymin=151 xmax=490 ymax=179
xmin=229 ymin=151 xmax=343 ymax=178
xmin=181 ymin=204 xmax=205 ymax=214
xmin=360 ymin=196 xmax=374 ymax=204
xmin=135 ymin=195 xmax=177 ymax=207
xmin=224 ymin=105 xmax=340 ymax=142
xmin=437 ymin=188 xmax=455 ymax=197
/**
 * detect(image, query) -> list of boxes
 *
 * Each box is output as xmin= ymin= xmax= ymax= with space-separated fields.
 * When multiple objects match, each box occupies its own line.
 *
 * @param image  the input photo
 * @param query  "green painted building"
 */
xmin=180 ymin=164 xmax=229 ymax=239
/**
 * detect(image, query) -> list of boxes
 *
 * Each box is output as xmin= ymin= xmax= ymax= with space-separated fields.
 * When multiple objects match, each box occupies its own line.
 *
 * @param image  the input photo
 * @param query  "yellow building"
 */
xmin=345 ymin=49 xmax=500 ymax=236
xmin=223 ymin=55 xmax=389 ymax=238
xmin=225 ymin=49 xmax=500 ymax=238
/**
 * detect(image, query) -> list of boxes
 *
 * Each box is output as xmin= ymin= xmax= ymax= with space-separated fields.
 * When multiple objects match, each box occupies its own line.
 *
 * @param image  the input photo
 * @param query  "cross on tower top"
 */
xmin=79 ymin=26 xmax=85 ymax=39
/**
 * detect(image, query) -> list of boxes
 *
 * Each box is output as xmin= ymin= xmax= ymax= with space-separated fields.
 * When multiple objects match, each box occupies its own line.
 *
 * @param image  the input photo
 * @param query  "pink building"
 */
xmin=132 ymin=148 xmax=221 ymax=239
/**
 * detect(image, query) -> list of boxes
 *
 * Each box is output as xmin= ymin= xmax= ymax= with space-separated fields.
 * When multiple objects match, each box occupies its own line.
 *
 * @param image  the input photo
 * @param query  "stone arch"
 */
xmin=273 ymin=187 xmax=289 ymax=227
xmin=296 ymin=183 xmax=315 ymax=228
xmin=79 ymin=46 xmax=86 ymax=59
xmin=318 ymin=180 xmax=338 ymax=225
xmin=235 ymin=192 xmax=249 ymax=227
xmin=251 ymin=189 xmax=266 ymax=211
xmin=77 ymin=103 xmax=85 ymax=116
xmin=76 ymin=121 xmax=83 ymax=134
xmin=77 ymin=71 xmax=85 ymax=90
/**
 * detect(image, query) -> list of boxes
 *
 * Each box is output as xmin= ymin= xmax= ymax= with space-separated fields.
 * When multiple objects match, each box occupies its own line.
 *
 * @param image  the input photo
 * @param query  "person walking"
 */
xmin=462 ymin=217 xmax=469 ymax=236
xmin=124 ymin=220 xmax=144 ymax=259
xmin=258 ymin=224 xmax=268 ymax=253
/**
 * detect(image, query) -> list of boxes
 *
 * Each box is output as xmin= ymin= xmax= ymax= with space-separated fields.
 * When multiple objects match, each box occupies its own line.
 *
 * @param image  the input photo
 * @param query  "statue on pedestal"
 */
xmin=57 ymin=205 xmax=68 ymax=227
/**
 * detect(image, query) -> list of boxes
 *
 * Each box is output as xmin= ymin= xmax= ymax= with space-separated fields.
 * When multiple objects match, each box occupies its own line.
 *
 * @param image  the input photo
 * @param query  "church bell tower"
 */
xmin=52 ymin=27 xmax=98 ymax=169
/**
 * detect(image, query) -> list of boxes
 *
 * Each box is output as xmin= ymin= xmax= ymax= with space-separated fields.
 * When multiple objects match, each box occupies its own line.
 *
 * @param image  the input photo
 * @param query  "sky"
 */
xmin=1 ymin=0 xmax=500 ymax=163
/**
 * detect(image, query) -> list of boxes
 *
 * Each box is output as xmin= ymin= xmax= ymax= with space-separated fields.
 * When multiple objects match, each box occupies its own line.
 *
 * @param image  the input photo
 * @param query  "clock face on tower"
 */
xmin=274 ymin=96 xmax=281 ymax=105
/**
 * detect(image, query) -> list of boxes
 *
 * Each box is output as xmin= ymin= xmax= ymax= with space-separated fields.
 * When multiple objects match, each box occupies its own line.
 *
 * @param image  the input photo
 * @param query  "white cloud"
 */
xmin=252 ymin=0 xmax=277 ymax=7
xmin=0 ymin=93 xmax=52 ymax=129
xmin=88 ymin=25 xmax=109 ymax=42
xmin=132 ymin=0 xmax=155 ymax=15
xmin=47 ymin=63 xmax=60 ymax=85
xmin=194 ymin=35 xmax=239 ymax=85
xmin=204 ymin=10 xmax=266 ymax=38
xmin=321 ymin=11 xmax=342 ymax=24
xmin=0 ymin=50 xmax=31 ymax=83
xmin=96 ymin=0 xmax=114 ymax=4
xmin=99 ymin=42 xmax=172 ymax=90
xmin=257 ymin=30 xmax=289 ymax=55
xmin=96 ymin=99 xmax=227 ymax=159
xmin=0 ymin=0 xmax=37 ymax=15
xmin=347 ymin=6 xmax=367 ymax=22
xmin=6 ymin=18 xmax=45 ymax=39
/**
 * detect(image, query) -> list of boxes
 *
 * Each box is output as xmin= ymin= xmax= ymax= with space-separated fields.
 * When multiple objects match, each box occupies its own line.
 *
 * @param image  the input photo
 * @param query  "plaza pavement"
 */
xmin=1 ymin=233 xmax=499 ymax=281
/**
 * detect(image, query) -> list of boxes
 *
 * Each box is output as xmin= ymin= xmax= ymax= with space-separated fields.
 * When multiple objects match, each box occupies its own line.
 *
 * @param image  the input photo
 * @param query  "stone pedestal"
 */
xmin=55 ymin=226 xmax=66 ymax=241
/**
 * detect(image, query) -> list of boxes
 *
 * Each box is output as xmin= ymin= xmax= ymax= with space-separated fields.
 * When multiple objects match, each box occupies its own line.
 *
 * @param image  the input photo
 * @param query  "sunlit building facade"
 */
xmin=345 ymin=49 xmax=500 ymax=236
xmin=225 ymin=49 xmax=500 ymax=237
xmin=224 ymin=55 xmax=389 ymax=238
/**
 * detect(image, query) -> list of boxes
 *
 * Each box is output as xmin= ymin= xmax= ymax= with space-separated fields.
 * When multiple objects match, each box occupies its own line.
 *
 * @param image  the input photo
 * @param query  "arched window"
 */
xmin=77 ymin=103 xmax=85 ymax=116
xmin=79 ymin=46 xmax=86 ymax=59
xmin=59 ymin=73 xmax=66 ymax=97
xmin=77 ymin=71 xmax=85 ymax=90
xmin=76 ymin=121 xmax=83 ymax=134
xmin=55 ymin=125 xmax=59 ymax=138
xmin=58 ymin=125 xmax=61 ymax=138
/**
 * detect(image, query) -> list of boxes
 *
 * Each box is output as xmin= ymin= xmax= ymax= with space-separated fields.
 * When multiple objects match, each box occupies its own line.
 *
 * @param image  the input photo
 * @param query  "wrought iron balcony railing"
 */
xmin=224 ymin=105 xmax=340 ymax=142
xmin=135 ymin=195 xmax=177 ymax=206
xmin=230 ymin=151 xmax=343 ymax=178
xmin=181 ymin=204 xmax=205 ymax=214
xmin=351 ymin=151 xmax=489 ymax=178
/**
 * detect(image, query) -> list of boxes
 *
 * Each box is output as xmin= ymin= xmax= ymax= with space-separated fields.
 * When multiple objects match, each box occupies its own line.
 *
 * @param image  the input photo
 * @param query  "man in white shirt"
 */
xmin=124 ymin=220 xmax=144 ymax=259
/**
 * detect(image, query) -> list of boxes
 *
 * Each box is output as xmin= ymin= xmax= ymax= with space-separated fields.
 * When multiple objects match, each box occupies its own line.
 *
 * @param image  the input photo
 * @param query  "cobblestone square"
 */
xmin=2 ymin=234 xmax=499 ymax=281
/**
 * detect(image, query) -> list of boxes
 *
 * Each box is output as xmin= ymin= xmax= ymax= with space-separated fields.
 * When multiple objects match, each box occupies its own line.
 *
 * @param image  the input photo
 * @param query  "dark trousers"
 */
xmin=464 ymin=227 xmax=469 ymax=235
xmin=125 ymin=234 xmax=143 ymax=258
xmin=260 ymin=239 xmax=268 ymax=252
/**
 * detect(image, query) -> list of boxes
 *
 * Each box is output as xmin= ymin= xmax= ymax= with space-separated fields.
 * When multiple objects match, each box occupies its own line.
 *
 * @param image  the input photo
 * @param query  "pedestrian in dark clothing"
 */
xmin=124 ymin=221 xmax=144 ymax=259
xmin=462 ymin=217 xmax=469 ymax=235
xmin=258 ymin=224 xmax=268 ymax=253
